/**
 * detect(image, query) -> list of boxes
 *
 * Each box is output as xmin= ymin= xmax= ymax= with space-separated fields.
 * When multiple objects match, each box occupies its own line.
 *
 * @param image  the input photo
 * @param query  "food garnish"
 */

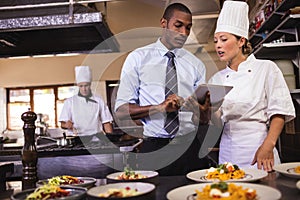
xmin=116 ymin=167 xmax=147 ymax=180
xmin=205 ymin=162 xmax=245 ymax=181
xmin=195 ymin=182 xmax=257 ymax=200
xmin=25 ymin=184 xmax=70 ymax=200
xmin=98 ymin=186 xmax=140 ymax=198
xmin=47 ymin=175 xmax=84 ymax=185
xmin=295 ymin=166 xmax=300 ymax=173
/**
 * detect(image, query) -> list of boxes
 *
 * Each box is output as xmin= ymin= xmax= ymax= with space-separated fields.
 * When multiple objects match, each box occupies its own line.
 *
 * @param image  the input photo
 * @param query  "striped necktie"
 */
xmin=164 ymin=51 xmax=179 ymax=134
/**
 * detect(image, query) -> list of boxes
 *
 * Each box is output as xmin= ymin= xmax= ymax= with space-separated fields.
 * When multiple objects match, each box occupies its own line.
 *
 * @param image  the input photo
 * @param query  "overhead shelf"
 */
xmin=249 ymin=0 xmax=300 ymax=47
xmin=254 ymin=42 xmax=300 ymax=60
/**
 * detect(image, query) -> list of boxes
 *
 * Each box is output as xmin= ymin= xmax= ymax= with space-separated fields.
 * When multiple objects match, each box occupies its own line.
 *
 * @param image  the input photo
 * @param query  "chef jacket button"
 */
xmin=248 ymin=69 xmax=251 ymax=72
xmin=226 ymin=75 xmax=229 ymax=78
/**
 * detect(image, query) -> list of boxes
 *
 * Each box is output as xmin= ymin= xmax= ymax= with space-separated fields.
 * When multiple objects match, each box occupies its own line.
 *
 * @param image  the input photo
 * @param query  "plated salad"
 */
xmin=25 ymin=185 xmax=70 ymax=200
xmin=48 ymin=175 xmax=84 ymax=185
xmin=116 ymin=167 xmax=148 ymax=180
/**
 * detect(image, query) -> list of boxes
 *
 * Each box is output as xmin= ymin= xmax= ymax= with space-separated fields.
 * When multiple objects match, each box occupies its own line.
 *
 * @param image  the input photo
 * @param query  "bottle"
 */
xmin=21 ymin=109 xmax=38 ymax=190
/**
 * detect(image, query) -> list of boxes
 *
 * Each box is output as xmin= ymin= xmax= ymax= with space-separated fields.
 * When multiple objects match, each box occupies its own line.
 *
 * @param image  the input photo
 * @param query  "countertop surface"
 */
xmin=3 ymin=172 xmax=300 ymax=200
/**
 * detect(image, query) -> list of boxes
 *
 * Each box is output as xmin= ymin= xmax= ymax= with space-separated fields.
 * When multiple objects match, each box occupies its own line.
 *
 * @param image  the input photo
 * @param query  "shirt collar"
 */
xmin=155 ymin=38 xmax=182 ymax=58
xmin=225 ymin=54 xmax=255 ymax=72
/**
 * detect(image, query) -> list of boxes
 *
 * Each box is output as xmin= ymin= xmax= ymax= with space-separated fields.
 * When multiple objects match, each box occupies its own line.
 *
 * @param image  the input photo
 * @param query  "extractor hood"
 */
xmin=0 ymin=0 xmax=119 ymax=58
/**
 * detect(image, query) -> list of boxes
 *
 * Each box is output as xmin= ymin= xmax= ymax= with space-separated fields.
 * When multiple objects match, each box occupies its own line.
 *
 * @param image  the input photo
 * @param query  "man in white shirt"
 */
xmin=115 ymin=3 xmax=211 ymax=175
xmin=59 ymin=66 xmax=113 ymax=136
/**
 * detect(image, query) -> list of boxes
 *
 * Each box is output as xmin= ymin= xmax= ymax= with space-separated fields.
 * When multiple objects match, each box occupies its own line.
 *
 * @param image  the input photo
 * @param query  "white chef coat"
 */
xmin=209 ymin=54 xmax=295 ymax=168
xmin=59 ymin=94 xmax=113 ymax=136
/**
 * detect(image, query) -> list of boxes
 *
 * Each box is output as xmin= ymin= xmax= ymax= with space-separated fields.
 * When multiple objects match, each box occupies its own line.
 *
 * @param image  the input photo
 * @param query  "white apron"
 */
xmin=208 ymin=55 xmax=295 ymax=169
xmin=220 ymin=121 xmax=280 ymax=169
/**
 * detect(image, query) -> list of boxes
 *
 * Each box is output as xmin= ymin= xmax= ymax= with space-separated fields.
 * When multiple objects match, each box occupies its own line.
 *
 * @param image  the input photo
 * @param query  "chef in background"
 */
xmin=59 ymin=65 xmax=113 ymax=136
xmin=38 ymin=66 xmax=116 ymax=179
xmin=209 ymin=1 xmax=295 ymax=171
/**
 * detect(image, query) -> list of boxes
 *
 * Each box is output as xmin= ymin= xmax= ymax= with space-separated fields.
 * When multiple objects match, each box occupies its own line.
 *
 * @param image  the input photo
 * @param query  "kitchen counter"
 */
xmin=4 ymin=172 xmax=300 ymax=199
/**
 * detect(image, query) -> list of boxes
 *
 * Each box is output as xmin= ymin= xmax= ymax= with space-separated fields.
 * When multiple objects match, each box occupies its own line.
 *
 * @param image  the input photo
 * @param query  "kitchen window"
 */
xmin=7 ymin=84 xmax=75 ymax=130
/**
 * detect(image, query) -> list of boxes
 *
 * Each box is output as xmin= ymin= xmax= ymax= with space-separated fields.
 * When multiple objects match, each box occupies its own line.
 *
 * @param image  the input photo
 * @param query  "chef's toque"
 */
xmin=75 ymin=66 xmax=92 ymax=84
xmin=215 ymin=0 xmax=249 ymax=39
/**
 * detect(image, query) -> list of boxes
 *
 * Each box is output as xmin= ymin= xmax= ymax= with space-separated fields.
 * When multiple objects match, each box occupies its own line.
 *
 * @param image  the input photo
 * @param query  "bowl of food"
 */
xmin=37 ymin=175 xmax=96 ymax=188
xmin=11 ymin=184 xmax=87 ymax=200
xmin=87 ymin=182 xmax=155 ymax=200
xmin=106 ymin=167 xmax=159 ymax=185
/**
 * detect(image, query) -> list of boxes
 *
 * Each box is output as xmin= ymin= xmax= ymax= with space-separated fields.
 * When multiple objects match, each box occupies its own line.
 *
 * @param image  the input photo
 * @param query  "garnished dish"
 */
xmin=98 ymin=186 xmax=140 ymax=198
xmin=186 ymin=164 xmax=268 ymax=183
xmin=205 ymin=162 xmax=245 ymax=181
xmin=273 ymin=162 xmax=300 ymax=178
xmin=11 ymin=185 xmax=87 ymax=200
xmin=25 ymin=185 xmax=70 ymax=200
xmin=37 ymin=176 xmax=96 ymax=188
xmin=194 ymin=182 xmax=257 ymax=200
xmin=87 ymin=182 xmax=156 ymax=199
xmin=48 ymin=175 xmax=84 ymax=185
xmin=106 ymin=168 xmax=159 ymax=185
xmin=116 ymin=167 xmax=148 ymax=180
xmin=166 ymin=182 xmax=281 ymax=200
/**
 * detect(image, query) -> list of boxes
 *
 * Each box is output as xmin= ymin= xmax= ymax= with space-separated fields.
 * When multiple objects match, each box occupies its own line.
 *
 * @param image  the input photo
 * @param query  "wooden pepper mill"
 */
xmin=21 ymin=110 xmax=38 ymax=190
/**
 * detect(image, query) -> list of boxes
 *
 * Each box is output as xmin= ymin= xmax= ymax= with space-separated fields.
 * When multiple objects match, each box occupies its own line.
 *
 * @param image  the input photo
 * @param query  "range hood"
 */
xmin=0 ymin=0 xmax=119 ymax=58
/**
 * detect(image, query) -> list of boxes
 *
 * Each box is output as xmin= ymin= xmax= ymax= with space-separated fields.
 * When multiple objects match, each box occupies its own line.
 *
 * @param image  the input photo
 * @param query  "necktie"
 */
xmin=164 ymin=51 xmax=179 ymax=134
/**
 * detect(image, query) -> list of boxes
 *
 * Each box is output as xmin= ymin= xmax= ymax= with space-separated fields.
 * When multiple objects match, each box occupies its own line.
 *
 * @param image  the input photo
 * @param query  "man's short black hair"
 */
xmin=162 ymin=3 xmax=192 ymax=20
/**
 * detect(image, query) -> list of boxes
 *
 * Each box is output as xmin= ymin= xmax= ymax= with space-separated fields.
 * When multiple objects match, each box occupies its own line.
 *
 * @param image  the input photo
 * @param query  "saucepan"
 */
xmin=56 ymin=132 xmax=81 ymax=147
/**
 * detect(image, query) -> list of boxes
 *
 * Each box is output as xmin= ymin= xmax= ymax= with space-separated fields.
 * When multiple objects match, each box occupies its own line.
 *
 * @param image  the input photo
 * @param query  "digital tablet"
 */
xmin=194 ymin=84 xmax=233 ymax=104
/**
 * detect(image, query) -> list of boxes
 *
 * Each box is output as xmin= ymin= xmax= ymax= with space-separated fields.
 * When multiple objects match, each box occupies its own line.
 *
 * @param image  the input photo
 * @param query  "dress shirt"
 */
xmin=115 ymin=39 xmax=206 ymax=138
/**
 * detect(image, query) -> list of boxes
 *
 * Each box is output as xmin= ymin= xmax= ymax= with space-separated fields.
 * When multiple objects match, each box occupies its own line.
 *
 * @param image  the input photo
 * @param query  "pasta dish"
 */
xmin=205 ymin=162 xmax=245 ymax=181
xmin=195 ymin=182 xmax=257 ymax=200
xmin=25 ymin=185 xmax=70 ymax=200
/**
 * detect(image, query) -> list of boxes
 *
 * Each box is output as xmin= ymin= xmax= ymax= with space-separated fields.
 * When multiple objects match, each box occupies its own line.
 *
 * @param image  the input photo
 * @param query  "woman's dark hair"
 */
xmin=162 ymin=3 xmax=192 ymax=20
xmin=235 ymin=35 xmax=252 ymax=55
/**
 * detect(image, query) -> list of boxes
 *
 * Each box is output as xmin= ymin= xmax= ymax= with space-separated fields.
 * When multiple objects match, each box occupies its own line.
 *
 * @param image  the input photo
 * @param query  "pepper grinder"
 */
xmin=21 ymin=110 xmax=37 ymax=190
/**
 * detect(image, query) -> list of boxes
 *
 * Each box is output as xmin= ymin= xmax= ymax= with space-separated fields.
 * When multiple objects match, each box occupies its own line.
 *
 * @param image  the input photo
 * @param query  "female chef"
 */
xmin=209 ymin=1 xmax=295 ymax=171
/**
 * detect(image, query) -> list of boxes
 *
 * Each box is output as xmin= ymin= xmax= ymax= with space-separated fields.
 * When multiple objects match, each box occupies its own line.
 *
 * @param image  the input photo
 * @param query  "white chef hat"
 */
xmin=75 ymin=66 xmax=92 ymax=84
xmin=215 ymin=0 xmax=249 ymax=39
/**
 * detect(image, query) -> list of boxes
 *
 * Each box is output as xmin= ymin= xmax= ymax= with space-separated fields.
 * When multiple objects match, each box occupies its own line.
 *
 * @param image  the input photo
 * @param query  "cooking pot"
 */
xmin=56 ymin=132 xmax=81 ymax=147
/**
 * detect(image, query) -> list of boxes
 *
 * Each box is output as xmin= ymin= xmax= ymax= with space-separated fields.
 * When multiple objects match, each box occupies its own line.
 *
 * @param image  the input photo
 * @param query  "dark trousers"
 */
xmin=137 ymin=130 xmax=210 ymax=176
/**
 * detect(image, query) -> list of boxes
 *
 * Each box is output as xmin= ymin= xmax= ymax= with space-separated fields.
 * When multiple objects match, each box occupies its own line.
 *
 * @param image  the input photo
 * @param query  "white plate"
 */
xmin=87 ymin=182 xmax=155 ymax=199
xmin=11 ymin=186 xmax=87 ymax=200
xmin=166 ymin=183 xmax=281 ymax=200
xmin=194 ymin=84 xmax=233 ymax=104
xmin=186 ymin=168 xmax=268 ymax=182
xmin=273 ymin=162 xmax=300 ymax=178
xmin=297 ymin=180 xmax=300 ymax=190
xmin=106 ymin=170 xmax=158 ymax=181
xmin=36 ymin=176 xmax=96 ymax=188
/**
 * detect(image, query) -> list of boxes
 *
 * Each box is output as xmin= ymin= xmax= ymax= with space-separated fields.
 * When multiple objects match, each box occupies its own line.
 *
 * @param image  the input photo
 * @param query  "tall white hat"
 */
xmin=215 ymin=0 xmax=249 ymax=39
xmin=75 ymin=66 xmax=92 ymax=84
